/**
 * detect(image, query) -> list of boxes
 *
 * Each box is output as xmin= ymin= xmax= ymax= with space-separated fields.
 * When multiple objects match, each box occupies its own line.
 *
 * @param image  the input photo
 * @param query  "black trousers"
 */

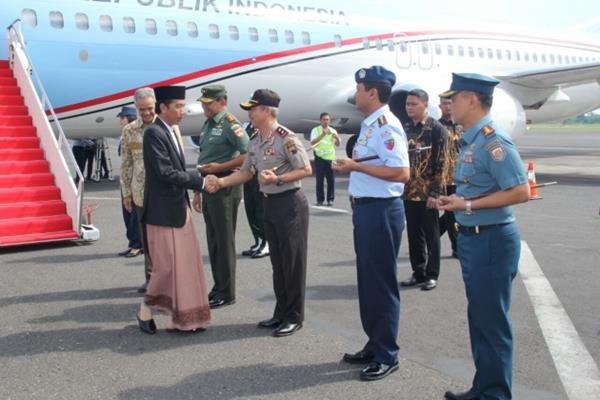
xmin=314 ymin=156 xmax=335 ymax=203
xmin=243 ymin=174 xmax=265 ymax=242
xmin=72 ymin=145 xmax=86 ymax=178
xmin=404 ymin=200 xmax=441 ymax=280
xmin=263 ymin=189 xmax=309 ymax=323
xmin=135 ymin=205 xmax=152 ymax=282
xmin=439 ymin=185 xmax=458 ymax=253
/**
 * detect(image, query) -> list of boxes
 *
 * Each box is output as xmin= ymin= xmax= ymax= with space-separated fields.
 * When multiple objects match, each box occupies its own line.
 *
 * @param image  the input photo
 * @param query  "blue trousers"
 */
xmin=458 ymin=222 xmax=520 ymax=400
xmin=353 ymin=197 xmax=404 ymax=365
xmin=121 ymin=198 xmax=142 ymax=249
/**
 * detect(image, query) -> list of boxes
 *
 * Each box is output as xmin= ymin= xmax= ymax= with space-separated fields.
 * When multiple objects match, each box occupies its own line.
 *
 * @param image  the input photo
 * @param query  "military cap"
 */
xmin=197 ymin=84 xmax=227 ymax=103
xmin=439 ymin=73 xmax=500 ymax=98
xmin=116 ymin=106 xmax=137 ymax=118
xmin=355 ymin=65 xmax=396 ymax=86
xmin=240 ymin=89 xmax=281 ymax=110
xmin=154 ymin=85 xmax=186 ymax=102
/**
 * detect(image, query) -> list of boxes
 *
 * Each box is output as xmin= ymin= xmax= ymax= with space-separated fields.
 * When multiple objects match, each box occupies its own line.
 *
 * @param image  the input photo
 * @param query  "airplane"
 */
xmin=1 ymin=0 xmax=600 ymax=143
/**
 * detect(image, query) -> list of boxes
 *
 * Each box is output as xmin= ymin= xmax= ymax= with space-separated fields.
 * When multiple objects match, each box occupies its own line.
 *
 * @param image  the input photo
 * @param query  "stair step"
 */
xmin=0 ymin=214 xmax=73 ymax=237
xmin=0 ymin=86 xmax=20 ymax=96
xmin=0 ymin=148 xmax=44 ymax=161
xmin=0 ymin=77 xmax=17 ymax=86
xmin=0 ymin=126 xmax=37 ymax=137
xmin=0 ymin=160 xmax=49 ymax=174
xmin=0 ymin=115 xmax=32 ymax=126
xmin=0 ymin=105 xmax=27 ymax=116
xmin=0 ymin=200 xmax=66 ymax=220
xmin=0 ymin=229 xmax=79 ymax=247
xmin=0 ymin=69 xmax=12 ymax=77
xmin=0 ymin=95 xmax=24 ymax=105
xmin=0 ymin=137 xmax=40 ymax=149
xmin=0 ymin=173 xmax=54 ymax=188
xmin=0 ymin=60 xmax=9 ymax=68
xmin=0 ymin=186 xmax=61 ymax=203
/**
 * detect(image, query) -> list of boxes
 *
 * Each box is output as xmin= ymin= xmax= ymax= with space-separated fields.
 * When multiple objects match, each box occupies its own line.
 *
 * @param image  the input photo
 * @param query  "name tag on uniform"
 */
xmin=463 ymin=151 xmax=474 ymax=163
xmin=211 ymin=127 xmax=223 ymax=136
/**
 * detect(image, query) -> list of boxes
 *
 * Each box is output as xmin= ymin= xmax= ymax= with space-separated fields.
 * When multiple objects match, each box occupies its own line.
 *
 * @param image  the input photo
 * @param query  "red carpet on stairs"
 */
xmin=0 ymin=59 xmax=78 ymax=247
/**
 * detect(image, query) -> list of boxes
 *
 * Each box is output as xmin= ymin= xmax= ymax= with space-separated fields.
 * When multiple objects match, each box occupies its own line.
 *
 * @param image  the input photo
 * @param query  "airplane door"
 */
xmin=395 ymin=33 xmax=413 ymax=69
xmin=418 ymin=40 xmax=434 ymax=70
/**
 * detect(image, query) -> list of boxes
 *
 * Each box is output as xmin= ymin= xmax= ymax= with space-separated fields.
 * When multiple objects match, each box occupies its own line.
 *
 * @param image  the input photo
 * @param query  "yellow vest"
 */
xmin=313 ymin=126 xmax=337 ymax=160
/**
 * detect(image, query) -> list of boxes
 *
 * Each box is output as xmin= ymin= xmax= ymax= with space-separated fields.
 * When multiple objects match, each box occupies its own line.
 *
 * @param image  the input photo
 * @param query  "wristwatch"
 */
xmin=465 ymin=200 xmax=473 ymax=215
xmin=276 ymin=176 xmax=284 ymax=186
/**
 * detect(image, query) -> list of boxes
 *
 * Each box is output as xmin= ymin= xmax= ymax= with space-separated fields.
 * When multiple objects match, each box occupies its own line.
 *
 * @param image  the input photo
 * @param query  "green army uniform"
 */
xmin=198 ymin=106 xmax=249 ymax=304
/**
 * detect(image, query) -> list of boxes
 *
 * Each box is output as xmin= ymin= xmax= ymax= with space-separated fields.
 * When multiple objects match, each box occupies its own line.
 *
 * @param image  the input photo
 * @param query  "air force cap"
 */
xmin=439 ymin=73 xmax=500 ymax=98
xmin=355 ymin=65 xmax=396 ymax=86
xmin=198 ymin=84 xmax=227 ymax=103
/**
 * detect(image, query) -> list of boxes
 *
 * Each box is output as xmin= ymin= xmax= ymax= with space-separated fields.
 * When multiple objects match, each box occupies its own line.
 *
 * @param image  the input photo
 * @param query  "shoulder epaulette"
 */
xmin=275 ymin=126 xmax=290 ymax=137
xmin=481 ymin=125 xmax=495 ymax=137
xmin=378 ymin=115 xmax=388 ymax=127
xmin=249 ymin=129 xmax=259 ymax=140
xmin=225 ymin=113 xmax=237 ymax=124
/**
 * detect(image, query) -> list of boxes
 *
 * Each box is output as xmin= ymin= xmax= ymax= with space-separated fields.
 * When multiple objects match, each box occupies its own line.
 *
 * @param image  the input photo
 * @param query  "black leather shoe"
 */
xmin=343 ymin=350 xmax=374 ymax=364
xmin=242 ymin=242 xmax=260 ymax=256
xmin=137 ymin=281 xmax=148 ymax=294
xmin=136 ymin=314 xmax=157 ymax=334
xmin=273 ymin=322 xmax=302 ymax=337
xmin=209 ymin=297 xmax=235 ymax=309
xmin=444 ymin=389 xmax=479 ymax=400
xmin=360 ymin=361 xmax=399 ymax=381
xmin=118 ymin=248 xmax=132 ymax=256
xmin=125 ymin=248 xmax=143 ymax=258
xmin=400 ymin=275 xmax=424 ymax=287
xmin=251 ymin=241 xmax=269 ymax=258
xmin=257 ymin=318 xmax=282 ymax=329
xmin=421 ymin=279 xmax=437 ymax=291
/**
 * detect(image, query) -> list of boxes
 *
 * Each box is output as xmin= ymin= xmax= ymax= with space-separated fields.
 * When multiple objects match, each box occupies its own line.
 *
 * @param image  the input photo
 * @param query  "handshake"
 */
xmin=203 ymin=175 xmax=222 ymax=194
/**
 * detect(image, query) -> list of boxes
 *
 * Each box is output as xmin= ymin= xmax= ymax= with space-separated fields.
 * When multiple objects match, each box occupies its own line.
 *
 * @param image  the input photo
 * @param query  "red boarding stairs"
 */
xmin=0 ymin=60 xmax=78 ymax=247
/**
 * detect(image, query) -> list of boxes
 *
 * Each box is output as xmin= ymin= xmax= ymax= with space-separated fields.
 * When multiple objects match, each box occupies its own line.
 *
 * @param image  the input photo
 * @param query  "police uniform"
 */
xmin=240 ymin=91 xmax=310 ymax=328
xmin=440 ymin=73 xmax=527 ymax=400
xmin=439 ymin=117 xmax=462 ymax=255
xmin=197 ymin=85 xmax=249 ymax=304
xmin=348 ymin=66 xmax=409 ymax=371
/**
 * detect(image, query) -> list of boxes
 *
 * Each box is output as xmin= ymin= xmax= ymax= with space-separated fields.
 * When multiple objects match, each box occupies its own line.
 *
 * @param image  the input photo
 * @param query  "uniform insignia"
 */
xmin=275 ymin=126 xmax=289 ymax=137
xmin=463 ymin=151 xmax=473 ymax=163
xmin=481 ymin=125 xmax=495 ymax=137
xmin=358 ymin=69 xmax=366 ymax=79
xmin=265 ymin=147 xmax=275 ymax=156
xmin=489 ymin=145 xmax=506 ymax=161
xmin=384 ymin=138 xmax=395 ymax=150
xmin=225 ymin=113 xmax=237 ymax=123
xmin=378 ymin=115 xmax=388 ymax=127
xmin=285 ymin=140 xmax=298 ymax=154
xmin=249 ymin=129 xmax=258 ymax=140
xmin=231 ymin=124 xmax=243 ymax=137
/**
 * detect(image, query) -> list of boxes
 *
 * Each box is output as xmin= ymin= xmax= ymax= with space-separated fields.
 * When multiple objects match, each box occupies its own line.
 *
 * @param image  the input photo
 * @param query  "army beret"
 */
xmin=355 ymin=65 xmax=396 ymax=86
xmin=198 ymin=84 xmax=227 ymax=103
xmin=439 ymin=73 xmax=500 ymax=98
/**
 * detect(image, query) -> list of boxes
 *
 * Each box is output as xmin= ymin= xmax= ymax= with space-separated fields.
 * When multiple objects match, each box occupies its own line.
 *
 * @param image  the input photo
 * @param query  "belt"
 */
xmin=350 ymin=196 xmax=400 ymax=205
xmin=262 ymin=188 xmax=299 ymax=198
xmin=454 ymin=222 xmax=510 ymax=234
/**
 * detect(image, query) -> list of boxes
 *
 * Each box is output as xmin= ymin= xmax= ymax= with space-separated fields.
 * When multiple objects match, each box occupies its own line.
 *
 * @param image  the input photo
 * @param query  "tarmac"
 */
xmin=1 ymin=128 xmax=599 ymax=400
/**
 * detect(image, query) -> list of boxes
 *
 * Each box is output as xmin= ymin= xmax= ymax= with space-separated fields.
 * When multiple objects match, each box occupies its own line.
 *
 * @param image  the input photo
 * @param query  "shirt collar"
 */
xmin=212 ymin=109 xmax=227 ymax=123
xmin=362 ymin=105 xmax=389 ymax=128
xmin=462 ymin=114 xmax=493 ymax=145
xmin=139 ymin=115 xmax=156 ymax=129
xmin=158 ymin=116 xmax=173 ymax=132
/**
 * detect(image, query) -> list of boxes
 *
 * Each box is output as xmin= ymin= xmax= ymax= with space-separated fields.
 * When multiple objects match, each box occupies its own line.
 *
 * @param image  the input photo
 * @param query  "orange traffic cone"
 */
xmin=527 ymin=162 xmax=539 ymax=199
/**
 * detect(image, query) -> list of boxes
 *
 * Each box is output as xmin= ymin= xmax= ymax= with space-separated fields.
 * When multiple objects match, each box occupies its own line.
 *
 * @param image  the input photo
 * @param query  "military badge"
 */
xmin=377 ymin=115 xmax=388 ymax=127
xmin=358 ymin=69 xmax=366 ymax=79
xmin=487 ymin=141 xmax=506 ymax=161
xmin=463 ymin=151 xmax=474 ymax=163
xmin=265 ymin=147 xmax=275 ymax=156
xmin=285 ymin=141 xmax=298 ymax=154
xmin=384 ymin=138 xmax=395 ymax=150
xmin=211 ymin=127 xmax=222 ymax=136
xmin=232 ymin=124 xmax=244 ymax=137
xmin=481 ymin=125 xmax=495 ymax=137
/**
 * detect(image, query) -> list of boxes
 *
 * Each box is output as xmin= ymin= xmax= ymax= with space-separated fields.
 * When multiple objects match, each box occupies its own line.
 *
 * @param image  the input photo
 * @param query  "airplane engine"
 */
xmin=490 ymin=89 xmax=527 ymax=141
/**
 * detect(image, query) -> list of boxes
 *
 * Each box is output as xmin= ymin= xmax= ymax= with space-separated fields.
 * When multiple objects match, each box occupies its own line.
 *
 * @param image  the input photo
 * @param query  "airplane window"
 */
xmin=387 ymin=39 xmax=395 ymax=51
xmin=100 ymin=15 xmax=113 ymax=32
xmin=458 ymin=46 xmax=464 ymax=57
xmin=123 ymin=17 xmax=135 ymax=34
xmin=524 ymin=52 xmax=530 ymax=62
xmin=209 ymin=24 xmax=219 ymax=39
xmin=334 ymin=34 xmax=342 ymax=47
xmin=363 ymin=37 xmax=370 ymax=49
xmin=487 ymin=48 xmax=493 ymax=58
xmin=145 ymin=18 xmax=157 ymax=35
xmin=585 ymin=56 xmax=590 ymax=62
xmin=166 ymin=20 xmax=177 ymax=36
xmin=22 ymin=9 xmax=38 ymax=27
xmin=421 ymin=42 xmax=428 ymax=54
xmin=302 ymin=31 xmax=311 ymax=45
xmin=478 ymin=48 xmax=484 ymax=58
xmin=532 ymin=53 xmax=538 ymax=62
xmin=564 ymin=55 xmax=570 ymax=64
xmin=541 ymin=53 xmax=547 ymax=63
xmin=229 ymin=25 xmax=239 ymax=40
xmin=468 ymin=47 xmax=474 ymax=57
xmin=447 ymin=44 xmax=454 ymax=56
xmin=377 ymin=38 xmax=384 ymax=51
xmin=515 ymin=50 xmax=520 ymax=61
xmin=187 ymin=22 xmax=198 ymax=38
xmin=434 ymin=43 xmax=441 ymax=55
xmin=557 ymin=55 xmax=563 ymax=63
xmin=75 ymin=13 xmax=89 ymax=31
xmin=496 ymin=49 xmax=502 ymax=59
xmin=49 ymin=11 xmax=64 ymax=29
xmin=578 ymin=56 xmax=583 ymax=62
xmin=286 ymin=30 xmax=295 ymax=44
xmin=572 ymin=55 xmax=577 ymax=63
xmin=550 ymin=54 xmax=555 ymax=63
xmin=269 ymin=29 xmax=278 ymax=43
xmin=505 ymin=49 xmax=511 ymax=60
xmin=248 ymin=27 xmax=259 ymax=41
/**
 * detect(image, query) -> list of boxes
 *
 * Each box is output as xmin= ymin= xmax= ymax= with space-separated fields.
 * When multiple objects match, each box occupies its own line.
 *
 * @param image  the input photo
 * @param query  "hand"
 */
xmin=331 ymin=158 xmax=358 ymax=173
xmin=204 ymin=174 xmax=221 ymax=194
xmin=437 ymin=194 xmax=465 ymax=212
xmin=259 ymin=169 xmax=278 ymax=185
xmin=426 ymin=196 xmax=439 ymax=209
xmin=123 ymin=196 xmax=133 ymax=213
xmin=192 ymin=191 xmax=202 ymax=213
xmin=198 ymin=162 xmax=221 ymax=175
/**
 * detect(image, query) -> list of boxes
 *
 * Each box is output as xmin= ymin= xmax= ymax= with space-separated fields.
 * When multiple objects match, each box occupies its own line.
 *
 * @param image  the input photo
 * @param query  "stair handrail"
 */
xmin=6 ymin=20 xmax=84 ymax=236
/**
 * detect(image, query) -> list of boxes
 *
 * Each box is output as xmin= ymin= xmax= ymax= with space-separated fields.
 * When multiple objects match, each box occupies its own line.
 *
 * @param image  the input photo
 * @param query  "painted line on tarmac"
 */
xmin=311 ymin=205 xmax=351 ymax=214
xmin=85 ymin=196 xmax=121 ymax=201
xmin=520 ymin=241 xmax=600 ymax=400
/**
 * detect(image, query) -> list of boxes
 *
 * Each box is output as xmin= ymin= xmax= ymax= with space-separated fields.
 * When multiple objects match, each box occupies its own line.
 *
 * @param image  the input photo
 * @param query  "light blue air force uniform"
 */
xmin=350 ymin=105 xmax=409 ymax=365
xmin=454 ymin=114 xmax=527 ymax=400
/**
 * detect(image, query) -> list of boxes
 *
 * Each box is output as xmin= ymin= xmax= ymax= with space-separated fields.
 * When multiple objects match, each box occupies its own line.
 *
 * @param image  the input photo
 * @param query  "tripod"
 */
xmin=93 ymin=137 xmax=115 ymax=181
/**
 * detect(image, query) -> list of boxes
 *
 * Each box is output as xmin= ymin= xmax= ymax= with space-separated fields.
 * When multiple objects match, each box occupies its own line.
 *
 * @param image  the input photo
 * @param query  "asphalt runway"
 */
xmin=1 ymin=128 xmax=598 ymax=400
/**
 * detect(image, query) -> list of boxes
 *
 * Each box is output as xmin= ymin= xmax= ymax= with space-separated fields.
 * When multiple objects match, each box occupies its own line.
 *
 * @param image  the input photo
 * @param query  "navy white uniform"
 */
xmin=350 ymin=104 xmax=409 ymax=365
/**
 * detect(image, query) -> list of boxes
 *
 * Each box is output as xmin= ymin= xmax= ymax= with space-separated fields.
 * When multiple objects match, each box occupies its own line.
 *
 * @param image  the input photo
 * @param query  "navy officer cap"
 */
xmin=355 ymin=65 xmax=396 ymax=86
xmin=116 ymin=106 xmax=137 ymax=118
xmin=439 ymin=73 xmax=500 ymax=98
